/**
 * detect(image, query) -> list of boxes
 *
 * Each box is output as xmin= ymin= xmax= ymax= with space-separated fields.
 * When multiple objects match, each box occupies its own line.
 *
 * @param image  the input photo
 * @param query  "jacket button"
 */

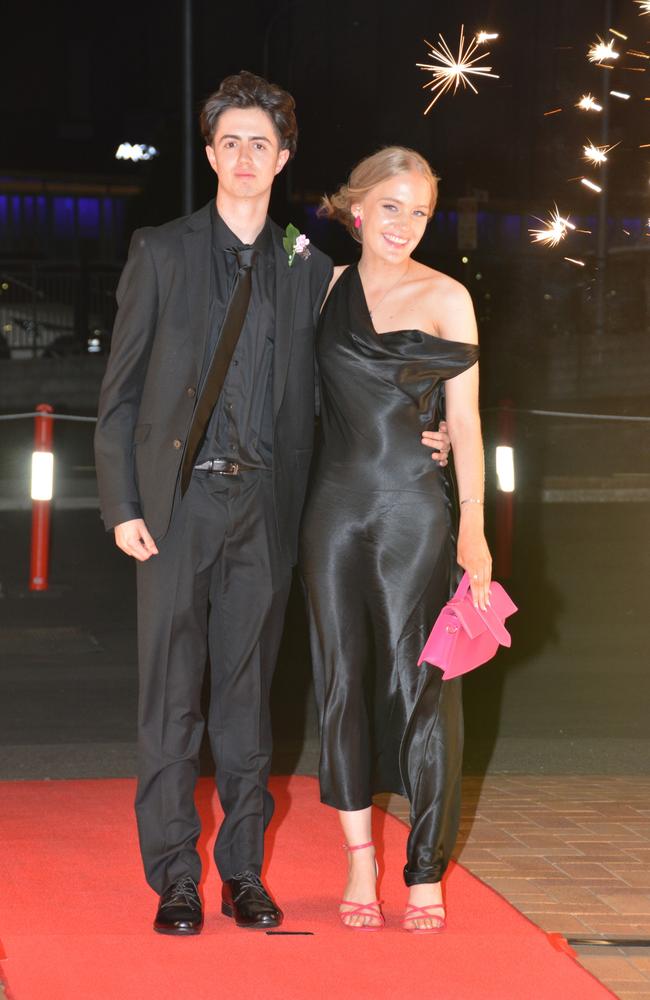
xmin=173 ymin=439 xmax=182 ymax=449
xmin=186 ymin=386 xmax=196 ymax=397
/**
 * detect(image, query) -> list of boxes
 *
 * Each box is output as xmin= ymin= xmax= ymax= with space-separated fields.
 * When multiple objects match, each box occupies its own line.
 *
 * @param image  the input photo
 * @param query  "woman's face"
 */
xmin=355 ymin=170 xmax=432 ymax=263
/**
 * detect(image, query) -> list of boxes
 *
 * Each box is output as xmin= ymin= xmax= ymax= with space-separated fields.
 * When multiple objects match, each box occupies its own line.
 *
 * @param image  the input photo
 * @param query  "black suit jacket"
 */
xmin=94 ymin=201 xmax=333 ymax=564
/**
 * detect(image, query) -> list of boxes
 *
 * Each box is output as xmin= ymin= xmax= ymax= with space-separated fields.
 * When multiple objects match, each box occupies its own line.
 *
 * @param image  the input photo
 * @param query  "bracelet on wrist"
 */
xmin=460 ymin=498 xmax=484 ymax=505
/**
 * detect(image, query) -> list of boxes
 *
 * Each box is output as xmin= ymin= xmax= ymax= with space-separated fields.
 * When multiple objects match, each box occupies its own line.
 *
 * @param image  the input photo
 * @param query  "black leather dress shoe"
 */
xmin=221 ymin=871 xmax=283 ymax=929
xmin=154 ymin=875 xmax=203 ymax=935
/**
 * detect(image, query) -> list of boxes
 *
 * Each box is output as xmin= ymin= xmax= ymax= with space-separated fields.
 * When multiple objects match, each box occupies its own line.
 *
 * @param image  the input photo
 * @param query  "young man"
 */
xmin=95 ymin=71 xmax=333 ymax=934
xmin=95 ymin=70 xmax=449 ymax=935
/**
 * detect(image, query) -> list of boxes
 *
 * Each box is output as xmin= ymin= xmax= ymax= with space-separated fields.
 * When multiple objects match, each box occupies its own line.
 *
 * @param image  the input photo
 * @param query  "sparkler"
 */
xmin=610 ymin=90 xmax=631 ymax=99
xmin=588 ymin=37 xmax=620 ymax=63
xmin=581 ymin=177 xmax=603 ymax=193
xmin=417 ymin=26 xmax=499 ymax=113
xmin=564 ymin=257 xmax=586 ymax=266
xmin=635 ymin=0 xmax=650 ymax=14
xmin=583 ymin=140 xmax=617 ymax=165
xmin=576 ymin=93 xmax=602 ymax=111
xmin=529 ymin=206 xmax=575 ymax=247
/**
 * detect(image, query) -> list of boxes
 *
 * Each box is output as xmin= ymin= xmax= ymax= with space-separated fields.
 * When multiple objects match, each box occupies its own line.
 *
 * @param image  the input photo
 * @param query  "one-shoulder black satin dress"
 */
xmin=300 ymin=264 xmax=479 ymax=885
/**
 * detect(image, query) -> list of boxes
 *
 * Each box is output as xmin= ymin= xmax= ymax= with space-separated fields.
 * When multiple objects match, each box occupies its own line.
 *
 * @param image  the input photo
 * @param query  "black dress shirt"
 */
xmin=196 ymin=204 xmax=276 ymax=468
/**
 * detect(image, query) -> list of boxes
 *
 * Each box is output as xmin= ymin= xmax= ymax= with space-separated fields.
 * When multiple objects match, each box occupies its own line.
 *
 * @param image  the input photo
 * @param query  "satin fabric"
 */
xmin=300 ymin=264 xmax=479 ymax=884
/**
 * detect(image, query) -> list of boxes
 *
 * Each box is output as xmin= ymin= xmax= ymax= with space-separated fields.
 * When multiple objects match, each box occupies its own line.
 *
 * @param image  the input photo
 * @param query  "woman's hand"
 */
xmin=457 ymin=517 xmax=492 ymax=611
xmin=421 ymin=419 xmax=450 ymax=467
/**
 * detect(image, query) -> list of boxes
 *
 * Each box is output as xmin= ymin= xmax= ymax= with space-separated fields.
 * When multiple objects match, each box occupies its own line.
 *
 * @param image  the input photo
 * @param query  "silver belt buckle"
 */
xmin=220 ymin=461 xmax=240 ymax=476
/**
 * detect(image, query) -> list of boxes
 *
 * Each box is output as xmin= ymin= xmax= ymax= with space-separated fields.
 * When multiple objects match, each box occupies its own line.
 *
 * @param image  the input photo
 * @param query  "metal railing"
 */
xmin=0 ymin=261 xmax=121 ymax=357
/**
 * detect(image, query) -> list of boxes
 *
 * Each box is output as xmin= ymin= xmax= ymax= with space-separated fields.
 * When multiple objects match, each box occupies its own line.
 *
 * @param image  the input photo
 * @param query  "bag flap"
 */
xmin=477 ymin=606 xmax=512 ymax=647
xmin=488 ymin=582 xmax=518 ymax=619
xmin=448 ymin=600 xmax=489 ymax=639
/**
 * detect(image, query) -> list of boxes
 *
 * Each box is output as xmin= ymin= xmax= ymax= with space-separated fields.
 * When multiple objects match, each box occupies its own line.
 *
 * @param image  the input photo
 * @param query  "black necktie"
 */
xmin=180 ymin=246 xmax=256 ymax=495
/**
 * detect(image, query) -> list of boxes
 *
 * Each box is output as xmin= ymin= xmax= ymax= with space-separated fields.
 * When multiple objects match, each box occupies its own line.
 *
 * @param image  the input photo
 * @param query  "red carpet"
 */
xmin=0 ymin=776 xmax=613 ymax=1000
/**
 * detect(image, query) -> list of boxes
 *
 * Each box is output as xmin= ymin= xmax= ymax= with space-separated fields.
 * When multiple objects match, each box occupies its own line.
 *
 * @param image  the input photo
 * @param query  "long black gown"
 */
xmin=300 ymin=264 xmax=479 ymax=885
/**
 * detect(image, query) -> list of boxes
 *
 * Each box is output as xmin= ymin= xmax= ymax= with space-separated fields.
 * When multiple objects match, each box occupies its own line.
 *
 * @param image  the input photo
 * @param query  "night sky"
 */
xmin=5 ymin=0 xmax=649 ymax=226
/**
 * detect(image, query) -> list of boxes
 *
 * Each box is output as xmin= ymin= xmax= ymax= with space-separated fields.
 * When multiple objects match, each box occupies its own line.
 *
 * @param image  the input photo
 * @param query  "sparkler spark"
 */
xmin=609 ymin=28 xmax=628 ymax=40
xmin=577 ymin=93 xmax=603 ymax=111
xmin=635 ymin=0 xmax=650 ymax=14
xmin=476 ymin=31 xmax=499 ymax=44
xmin=529 ymin=206 xmax=575 ymax=247
xmin=564 ymin=257 xmax=586 ymax=266
xmin=581 ymin=177 xmax=603 ymax=193
xmin=610 ymin=90 xmax=631 ymax=99
xmin=583 ymin=140 xmax=617 ymax=164
xmin=588 ymin=37 xmax=620 ymax=63
xmin=417 ymin=26 xmax=500 ymax=113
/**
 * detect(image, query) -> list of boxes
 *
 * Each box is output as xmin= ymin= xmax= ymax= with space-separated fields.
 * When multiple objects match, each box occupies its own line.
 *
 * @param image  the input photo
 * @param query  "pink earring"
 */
xmin=353 ymin=214 xmax=362 ymax=230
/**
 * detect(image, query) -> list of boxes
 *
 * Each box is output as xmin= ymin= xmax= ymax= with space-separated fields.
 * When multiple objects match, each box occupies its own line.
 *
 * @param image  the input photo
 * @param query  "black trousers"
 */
xmin=134 ymin=470 xmax=291 ymax=893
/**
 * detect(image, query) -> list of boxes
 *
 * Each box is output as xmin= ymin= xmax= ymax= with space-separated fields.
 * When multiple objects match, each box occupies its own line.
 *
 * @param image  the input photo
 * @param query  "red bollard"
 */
xmin=494 ymin=400 xmax=515 ymax=580
xmin=29 ymin=403 xmax=54 ymax=592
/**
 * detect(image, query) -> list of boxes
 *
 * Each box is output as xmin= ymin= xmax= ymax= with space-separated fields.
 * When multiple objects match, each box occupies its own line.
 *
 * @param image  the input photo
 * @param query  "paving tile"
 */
xmin=482 ymin=876 xmax=555 ymax=894
xmin=565 ymin=842 xmax=636 ymax=858
xmin=513 ymin=831 xmax=568 ymax=846
xmin=486 ymin=846 xmax=583 ymax=858
xmin=582 ymin=916 xmax=650 ymax=934
xmin=550 ymin=886 xmax=615 ymax=906
xmin=576 ymin=955 xmax=648 ymax=982
xmin=528 ymin=913 xmax=594 ymax=933
xmin=526 ymin=813 xmax=586 ymax=830
xmin=630 ymin=959 xmax=650 ymax=972
xmin=599 ymin=894 xmax=650 ymax=915
xmin=580 ymin=823 xmax=647 ymax=840
xmin=590 ymin=804 xmax=649 ymax=818
xmin=557 ymin=862 xmax=618 ymax=879
xmin=622 ymin=873 xmax=650 ymax=889
xmin=524 ymin=901 xmax=616 ymax=915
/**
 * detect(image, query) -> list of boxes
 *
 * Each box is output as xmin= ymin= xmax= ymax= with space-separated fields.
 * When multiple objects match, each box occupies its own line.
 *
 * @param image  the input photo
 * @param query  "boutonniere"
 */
xmin=283 ymin=223 xmax=311 ymax=267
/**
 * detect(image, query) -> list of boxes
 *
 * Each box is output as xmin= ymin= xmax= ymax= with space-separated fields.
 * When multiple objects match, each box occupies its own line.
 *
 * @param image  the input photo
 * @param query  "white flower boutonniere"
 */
xmin=283 ymin=223 xmax=311 ymax=267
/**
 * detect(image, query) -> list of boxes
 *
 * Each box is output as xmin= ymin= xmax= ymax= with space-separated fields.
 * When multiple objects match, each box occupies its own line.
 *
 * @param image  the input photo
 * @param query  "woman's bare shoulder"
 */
xmin=413 ymin=262 xmax=471 ymax=303
xmin=411 ymin=263 xmax=477 ymax=342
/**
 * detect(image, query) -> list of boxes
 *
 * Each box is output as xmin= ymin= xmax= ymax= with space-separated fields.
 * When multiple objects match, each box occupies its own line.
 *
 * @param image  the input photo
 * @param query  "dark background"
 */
xmin=4 ymin=1 xmax=650 ymax=232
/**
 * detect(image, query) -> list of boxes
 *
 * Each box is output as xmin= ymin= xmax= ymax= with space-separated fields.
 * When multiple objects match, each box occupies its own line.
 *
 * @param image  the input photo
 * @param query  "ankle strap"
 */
xmin=343 ymin=841 xmax=375 ymax=852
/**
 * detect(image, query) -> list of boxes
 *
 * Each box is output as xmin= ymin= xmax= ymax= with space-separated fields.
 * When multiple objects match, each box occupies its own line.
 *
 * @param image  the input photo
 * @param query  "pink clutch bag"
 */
xmin=418 ymin=572 xmax=518 ymax=680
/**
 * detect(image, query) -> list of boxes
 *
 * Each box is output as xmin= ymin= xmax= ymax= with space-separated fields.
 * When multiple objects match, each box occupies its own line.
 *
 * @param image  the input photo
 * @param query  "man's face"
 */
xmin=206 ymin=107 xmax=290 ymax=201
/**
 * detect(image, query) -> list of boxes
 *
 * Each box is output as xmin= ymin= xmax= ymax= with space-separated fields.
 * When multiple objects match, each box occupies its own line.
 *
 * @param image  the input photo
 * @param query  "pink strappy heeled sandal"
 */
xmin=403 ymin=901 xmax=446 ymax=933
xmin=339 ymin=841 xmax=385 ymax=930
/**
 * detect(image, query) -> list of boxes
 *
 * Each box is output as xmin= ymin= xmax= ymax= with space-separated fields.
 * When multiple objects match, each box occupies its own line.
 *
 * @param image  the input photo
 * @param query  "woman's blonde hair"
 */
xmin=319 ymin=146 xmax=439 ymax=243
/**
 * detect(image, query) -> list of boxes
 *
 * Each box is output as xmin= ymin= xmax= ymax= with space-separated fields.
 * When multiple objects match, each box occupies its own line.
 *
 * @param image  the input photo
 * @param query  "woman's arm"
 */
xmin=436 ymin=281 xmax=492 ymax=610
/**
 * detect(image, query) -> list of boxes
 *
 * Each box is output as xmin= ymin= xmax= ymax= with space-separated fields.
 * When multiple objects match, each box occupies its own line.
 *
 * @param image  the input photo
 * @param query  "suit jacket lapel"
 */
xmin=272 ymin=229 xmax=301 ymax=416
xmin=182 ymin=202 xmax=212 ymax=371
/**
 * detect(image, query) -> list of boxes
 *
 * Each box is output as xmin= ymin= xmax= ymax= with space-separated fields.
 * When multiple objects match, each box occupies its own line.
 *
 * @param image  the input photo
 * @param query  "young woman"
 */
xmin=300 ymin=147 xmax=491 ymax=931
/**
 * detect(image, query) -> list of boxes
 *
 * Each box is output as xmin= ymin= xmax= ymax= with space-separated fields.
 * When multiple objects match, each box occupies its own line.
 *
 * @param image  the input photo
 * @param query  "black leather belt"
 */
xmin=194 ymin=458 xmax=266 ymax=476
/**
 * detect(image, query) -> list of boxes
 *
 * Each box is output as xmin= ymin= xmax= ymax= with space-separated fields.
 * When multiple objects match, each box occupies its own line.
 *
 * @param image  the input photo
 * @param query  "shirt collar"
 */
xmin=211 ymin=202 xmax=273 ymax=258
